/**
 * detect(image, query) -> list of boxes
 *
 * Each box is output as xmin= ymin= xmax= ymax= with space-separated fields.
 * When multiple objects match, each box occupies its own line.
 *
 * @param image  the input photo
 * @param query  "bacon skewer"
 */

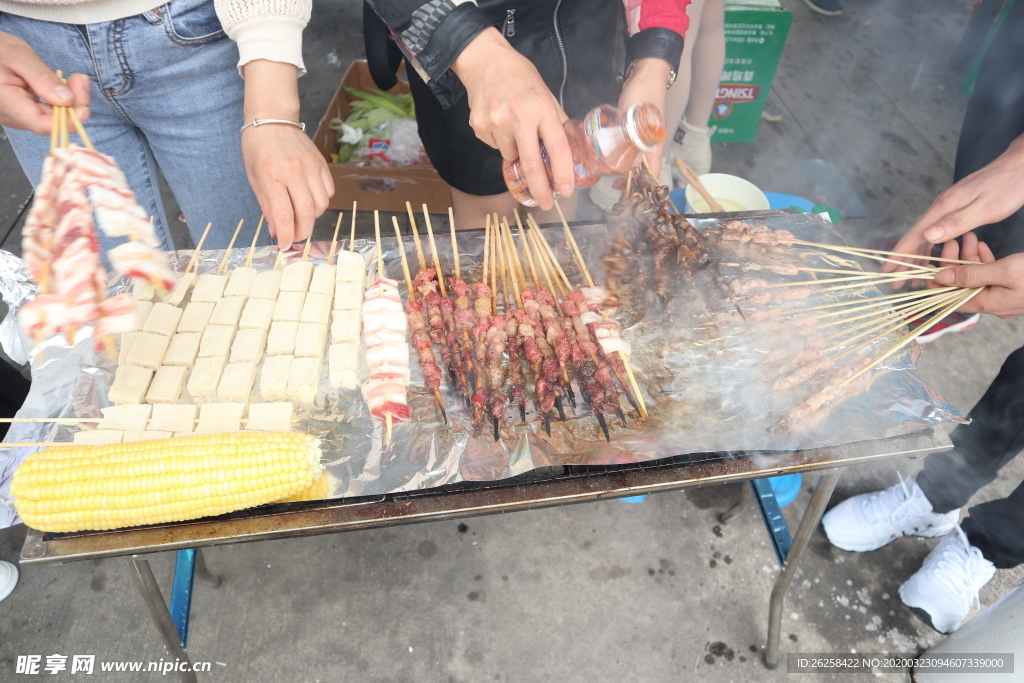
xmin=392 ymin=217 xmax=447 ymax=423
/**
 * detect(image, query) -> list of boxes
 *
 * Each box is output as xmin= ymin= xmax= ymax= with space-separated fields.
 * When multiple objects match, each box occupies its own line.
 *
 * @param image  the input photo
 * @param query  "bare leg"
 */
xmin=450 ymin=187 xmax=578 ymax=229
xmin=684 ymin=0 xmax=727 ymax=130
xmin=664 ymin=0 xmax=707 ymax=140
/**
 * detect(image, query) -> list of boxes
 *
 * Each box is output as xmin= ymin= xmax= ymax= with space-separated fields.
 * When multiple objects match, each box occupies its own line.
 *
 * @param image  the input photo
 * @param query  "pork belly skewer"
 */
xmin=554 ymin=204 xmax=648 ymax=420
xmin=434 ymin=212 xmax=474 ymax=404
xmin=468 ymin=219 xmax=495 ymax=433
xmin=392 ymin=217 xmax=447 ymax=424
xmin=526 ymin=225 xmax=614 ymax=440
xmin=483 ymin=220 xmax=520 ymax=440
xmin=362 ymin=211 xmax=411 ymax=447
xmin=497 ymin=220 xmax=531 ymax=423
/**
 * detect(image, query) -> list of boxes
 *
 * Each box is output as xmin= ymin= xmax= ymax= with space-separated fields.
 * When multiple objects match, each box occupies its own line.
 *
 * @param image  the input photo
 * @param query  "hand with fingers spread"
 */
xmin=0 ymin=31 xmax=91 ymax=136
xmin=451 ymin=28 xmax=573 ymax=211
xmin=931 ymin=231 xmax=1024 ymax=318
xmin=885 ymin=133 xmax=1024 ymax=274
xmin=240 ymin=59 xmax=334 ymax=250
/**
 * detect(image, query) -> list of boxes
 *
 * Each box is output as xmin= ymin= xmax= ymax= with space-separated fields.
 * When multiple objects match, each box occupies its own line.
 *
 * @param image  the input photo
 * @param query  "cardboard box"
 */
xmin=705 ymin=1 xmax=792 ymax=143
xmin=313 ymin=60 xmax=452 ymax=213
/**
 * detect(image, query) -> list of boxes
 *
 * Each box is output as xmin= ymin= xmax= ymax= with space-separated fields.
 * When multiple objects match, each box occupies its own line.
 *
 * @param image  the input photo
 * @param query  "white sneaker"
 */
xmin=899 ymin=526 xmax=995 ymax=633
xmin=588 ymin=174 xmax=623 ymax=211
xmin=668 ymin=118 xmax=715 ymax=186
xmin=822 ymin=477 xmax=960 ymax=552
xmin=0 ymin=561 xmax=18 ymax=602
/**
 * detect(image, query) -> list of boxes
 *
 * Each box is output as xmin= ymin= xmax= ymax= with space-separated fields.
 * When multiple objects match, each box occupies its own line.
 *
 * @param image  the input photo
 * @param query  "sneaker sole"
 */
xmin=915 ymin=313 xmax=980 ymax=345
xmin=824 ymin=522 xmax=957 ymax=553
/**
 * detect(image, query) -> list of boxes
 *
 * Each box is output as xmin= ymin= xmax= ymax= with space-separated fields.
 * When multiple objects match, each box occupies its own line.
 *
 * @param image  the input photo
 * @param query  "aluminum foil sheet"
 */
xmin=0 ymin=212 xmax=964 ymax=528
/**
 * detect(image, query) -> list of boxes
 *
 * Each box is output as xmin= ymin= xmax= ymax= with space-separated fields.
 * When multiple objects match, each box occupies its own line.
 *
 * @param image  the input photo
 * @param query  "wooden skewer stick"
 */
xmin=421 ymin=205 xmax=447 ymax=297
xmin=405 ymin=201 xmax=428 ymax=271
xmin=244 ymin=216 xmax=265 ymax=268
xmin=836 ymin=288 xmax=984 ymax=390
xmin=501 ymin=216 xmax=527 ymax=292
xmin=720 ymin=262 xmax=934 ymax=277
xmin=554 ymin=207 xmax=648 ymax=419
xmin=500 ymin=219 xmax=523 ymax=307
xmin=765 ymin=269 xmax=936 ymax=288
xmin=349 ymin=200 xmax=358 ymax=252
xmin=65 ymin=101 xmax=93 ymax=151
xmin=490 ymin=214 xmax=498 ymax=316
xmin=394 ymin=218 xmax=448 ymax=425
xmin=785 ymin=286 xmax=959 ymax=315
xmin=814 ymin=287 xmax=957 ymax=322
xmin=782 ymin=239 xmax=977 ymax=267
xmin=515 ymin=210 xmax=542 ymax=290
xmin=373 ymin=210 xmax=393 ymax=447
xmin=482 ymin=214 xmax=491 ymax=285
xmin=184 ymin=222 xmax=214 ymax=274
xmin=823 ymin=288 xmax=963 ymax=346
xmin=49 ymin=100 xmax=60 ymax=153
xmin=448 ymin=207 xmax=461 ymax=280
xmin=814 ymin=273 xmax=939 ymax=294
xmin=273 ymin=249 xmax=286 ymax=270
xmin=328 ymin=212 xmax=343 ymax=265
xmin=527 ymin=215 xmax=574 ymax=292
xmin=825 ymin=288 xmax=965 ymax=355
xmin=300 ymin=229 xmax=314 ymax=262
xmin=674 ymin=158 xmax=722 ymax=212
xmin=216 ymin=218 xmax=245 ymax=275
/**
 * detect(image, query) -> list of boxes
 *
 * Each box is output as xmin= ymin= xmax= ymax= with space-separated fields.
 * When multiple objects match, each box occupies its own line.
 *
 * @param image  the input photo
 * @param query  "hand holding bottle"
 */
xmin=452 ymin=27 xmax=575 ymax=211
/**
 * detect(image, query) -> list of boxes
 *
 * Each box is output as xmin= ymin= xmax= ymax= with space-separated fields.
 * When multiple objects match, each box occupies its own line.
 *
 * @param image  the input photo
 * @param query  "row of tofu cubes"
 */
xmin=72 ymin=401 xmax=294 ymax=444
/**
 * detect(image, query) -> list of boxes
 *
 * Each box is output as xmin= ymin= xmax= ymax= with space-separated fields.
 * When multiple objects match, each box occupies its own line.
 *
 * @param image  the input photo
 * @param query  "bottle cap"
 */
xmin=624 ymin=104 xmax=657 ymax=153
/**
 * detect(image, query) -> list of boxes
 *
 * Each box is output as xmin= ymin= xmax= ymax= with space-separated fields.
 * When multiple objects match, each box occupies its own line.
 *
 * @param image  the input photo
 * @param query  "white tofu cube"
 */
xmin=224 ymin=266 xmax=258 ymax=297
xmin=294 ymin=323 xmax=327 ymax=359
xmin=209 ymin=296 xmax=246 ymax=327
xmin=330 ymin=309 xmax=361 ymax=343
xmin=281 ymin=260 xmax=313 ymax=292
xmin=332 ymin=280 xmax=363 ymax=311
xmin=309 ymin=264 xmax=336 ymax=295
xmin=118 ymin=331 xmax=139 ymax=365
xmin=164 ymin=332 xmax=202 ymax=367
xmin=272 ymin=291 xmax=305 ymax=322
xmin=259 ymin=355 xmax=292 ymax=402
xmin=266 ymin=321 xmax=298 ymax=356
xmin=238 ymin=298 xmax=275 ymax=330
xmin=142 ymin=302 xmax=183 ymax=336
xmin=245 ymin=402 xmax=294 ymax=432
xmin=287 ymin=357 xmax=321 ymax=404
xmin=149 ymin=404 xmax=197 ymax=433
xmin=125 ymin=333 xmax=170 ymax=370
xmin=163 ymin=271 xmax=195 ymax=306
xmin=177 ymin=301 xmax=215 ymax=333
xmin=328 ymin=343 xmax=358 ymax=389
xmin=217 ymin=362 xmax=257 ymax=402
xmin=198 ymin=325 xmax=236 ymax=358
xmin=300 ymin=292 xmax=332 ymax=324
xmin=134 ymin=300 xmax=154 ymax=329
xmin=196 ymin=402 xmax=246 ymax=433
xmin=187 ymin=356 xmax=226 ymax=400
xmin=335 ymin=251 xmax=366 ymax=283
xmin=190 ymin=273 xmax=227 ymax=302
xmin=109 ymin=365 xmax=153 ymax=404
xmin=73 ymin=430 xmax=124 ymax=445
xmin=98 ymin=404 xmax=152 ymax=431
xmin=132 ymin=280 xmax=155 ymax=302
xmin=229 ymin=328 xmax=267 ymax=364
xmin=123 ymin=430 xmax=172 ymax=442
xmin=250 ymin=269 xmax=283 ymax=300
xmin=146 ymin=365 xmax=189 ymax=404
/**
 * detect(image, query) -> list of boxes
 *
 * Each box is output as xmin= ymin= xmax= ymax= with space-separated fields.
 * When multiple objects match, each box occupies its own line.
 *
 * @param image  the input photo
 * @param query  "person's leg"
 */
xmin=451 ymin=189 xmax=577 ymax=231
xmin=954 ymin=0 xmax=1024 ymax=259
xmin=99 ymin=1 xmax=263 ymax=249
xmin=962 ymin=480 xmax=1024 ymax=569
xmin=663 ymin=0 xmax=705 ymax=141
xmin=916 ymin=344 xmax=1024 ymax=512
xmin=0 ymin=14 xmax=175 ymax=253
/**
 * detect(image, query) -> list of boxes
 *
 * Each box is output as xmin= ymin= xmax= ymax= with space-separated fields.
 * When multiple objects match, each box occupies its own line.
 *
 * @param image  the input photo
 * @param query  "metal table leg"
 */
xmin=764 ymin=468 xmax=841 ymax=670
xmin=124 ymin=557 xmax=198 ymax=683
xmin=194 ymin=548 xmax=221 ymax=588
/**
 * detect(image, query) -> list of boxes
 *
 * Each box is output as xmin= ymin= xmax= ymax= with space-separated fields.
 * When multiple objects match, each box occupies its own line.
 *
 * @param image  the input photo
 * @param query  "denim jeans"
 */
xmin=1 ymin=0 xmax=263 ymax=251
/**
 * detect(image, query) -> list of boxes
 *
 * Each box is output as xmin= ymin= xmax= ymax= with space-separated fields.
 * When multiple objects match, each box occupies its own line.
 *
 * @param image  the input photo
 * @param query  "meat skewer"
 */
xmin=362 ymin=211 xmax=412 ymax=447
xmin=469 ymin=219 xmax=495 ymax=433
xmin=392 ymin=217 xmax=447 ymax=423
xmin=525 ymin=222 xmax=613 ymax=441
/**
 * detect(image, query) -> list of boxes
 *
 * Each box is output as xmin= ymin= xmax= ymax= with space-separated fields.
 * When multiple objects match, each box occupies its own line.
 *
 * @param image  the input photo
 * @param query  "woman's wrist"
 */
xmin=241 ymin=59 xmax=301 ymax=121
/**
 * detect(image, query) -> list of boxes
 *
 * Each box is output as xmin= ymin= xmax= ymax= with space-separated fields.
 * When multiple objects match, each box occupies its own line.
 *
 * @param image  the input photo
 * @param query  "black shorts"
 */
xmin=406 ymin=0 xmax=623 ymax=196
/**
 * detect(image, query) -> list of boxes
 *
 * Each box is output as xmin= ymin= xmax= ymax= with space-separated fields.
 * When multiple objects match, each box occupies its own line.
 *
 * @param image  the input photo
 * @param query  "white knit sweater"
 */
xmin=0 ymin=0 xmax=311 ymax=73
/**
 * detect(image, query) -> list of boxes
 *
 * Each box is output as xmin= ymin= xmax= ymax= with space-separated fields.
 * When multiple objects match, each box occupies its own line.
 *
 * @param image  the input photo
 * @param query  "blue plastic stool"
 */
xmin=767 ymin=474 xmax=802 ymax=507
xmin=618 ymin=495 xmax=647 ymax=503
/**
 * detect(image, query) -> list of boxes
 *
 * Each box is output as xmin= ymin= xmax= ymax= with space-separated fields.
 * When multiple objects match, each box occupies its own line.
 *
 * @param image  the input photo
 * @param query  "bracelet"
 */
xmin=240 ymin=118 xmax=306 ymax=134
xmin=622 ymin=60 xmax=677 ymax=90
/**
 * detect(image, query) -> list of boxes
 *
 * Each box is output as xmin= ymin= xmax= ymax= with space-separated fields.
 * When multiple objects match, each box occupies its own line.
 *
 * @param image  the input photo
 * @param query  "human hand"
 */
xmin=932 ymin=231 xmax=1024 ymax=318
xmin=241 ymin=60 xmax=334 ymax=249
xmin=0 ymin=31 xmax=90 ymax=135
xmin=617 ymin=58 xmax=671 ymax=173
xmin=452 ymin=28 xmax=571 ymax=210
xmin=884 ymin=134 xmax=1024 ymax=276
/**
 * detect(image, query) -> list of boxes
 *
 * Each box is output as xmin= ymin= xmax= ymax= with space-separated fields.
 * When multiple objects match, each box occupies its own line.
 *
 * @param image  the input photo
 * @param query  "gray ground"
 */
xmin=2 ymin=0 xmax=1024 ymax=681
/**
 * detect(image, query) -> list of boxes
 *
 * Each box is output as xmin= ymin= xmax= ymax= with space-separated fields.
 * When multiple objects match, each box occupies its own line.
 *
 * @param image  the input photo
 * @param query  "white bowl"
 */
xmin=684 ymin=173 xmax=770 ymax=214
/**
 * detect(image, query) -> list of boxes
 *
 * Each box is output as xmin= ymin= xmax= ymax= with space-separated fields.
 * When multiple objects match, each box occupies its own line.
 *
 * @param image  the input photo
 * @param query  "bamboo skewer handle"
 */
xmin=674 ymin=158 xmax=723 ymax=212
xmin=216 ymin=219 xmax=246 ymax=274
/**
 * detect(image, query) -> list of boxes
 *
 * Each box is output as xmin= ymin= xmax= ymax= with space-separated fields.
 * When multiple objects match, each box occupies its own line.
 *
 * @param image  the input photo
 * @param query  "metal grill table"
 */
xmin=20 ymin=426 xmax=951 ymax=679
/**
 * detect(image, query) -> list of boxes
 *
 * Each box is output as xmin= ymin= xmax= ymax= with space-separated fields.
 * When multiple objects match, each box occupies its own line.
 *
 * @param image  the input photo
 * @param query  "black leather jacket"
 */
xmin=364 ymin=0 xmax=686 ymax=112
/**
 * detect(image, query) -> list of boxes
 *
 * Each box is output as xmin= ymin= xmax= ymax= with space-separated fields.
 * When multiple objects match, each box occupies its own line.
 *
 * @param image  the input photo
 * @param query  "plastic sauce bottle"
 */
xmin=502 ymin=103 xmax=666 ymax=207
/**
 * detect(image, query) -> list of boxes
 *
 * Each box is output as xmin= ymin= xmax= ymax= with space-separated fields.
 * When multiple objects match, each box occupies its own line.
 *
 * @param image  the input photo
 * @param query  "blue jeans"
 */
xmin=0 ymin=0 xmax=263 ymax=251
